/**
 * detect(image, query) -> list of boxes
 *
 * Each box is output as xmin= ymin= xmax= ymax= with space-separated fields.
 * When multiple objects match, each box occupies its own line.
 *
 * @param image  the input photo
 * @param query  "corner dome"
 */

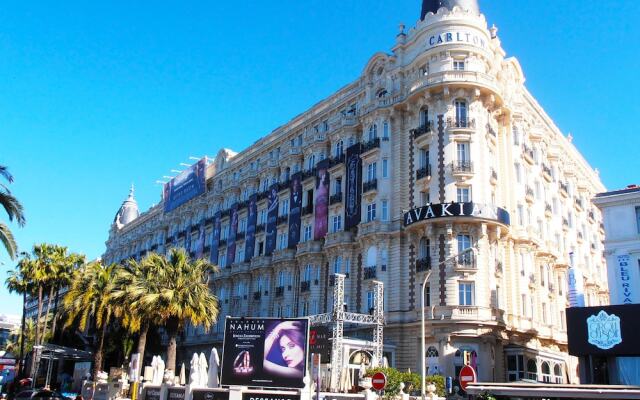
xmin=421 ymin=0 xmax=480 ymax=19
xmin=114 ymin=185 xmax=139 ymax=228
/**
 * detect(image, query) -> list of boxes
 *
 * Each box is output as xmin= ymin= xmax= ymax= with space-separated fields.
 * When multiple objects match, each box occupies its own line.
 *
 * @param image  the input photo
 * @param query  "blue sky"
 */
xmin=1 ymin=0 xmax=639 ymax=315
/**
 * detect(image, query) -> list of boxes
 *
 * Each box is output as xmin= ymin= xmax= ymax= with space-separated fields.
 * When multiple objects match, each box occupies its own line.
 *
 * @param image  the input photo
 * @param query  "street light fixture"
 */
xmin=420 ymin=245 xmax=478 ymax=400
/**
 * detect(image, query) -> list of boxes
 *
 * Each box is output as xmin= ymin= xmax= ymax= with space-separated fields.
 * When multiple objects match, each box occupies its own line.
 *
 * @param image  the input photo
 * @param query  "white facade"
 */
xmin=593 ymin=186 xmax=640 ymax=305
xmin=103 ymin=2 xmax=608 ymax=384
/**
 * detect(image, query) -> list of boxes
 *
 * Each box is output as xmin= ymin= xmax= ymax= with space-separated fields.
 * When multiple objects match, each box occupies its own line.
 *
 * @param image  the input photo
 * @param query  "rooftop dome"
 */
xmin=421 ymin=0 xmax=480 ymax=19
xmin=114 ymin=185 xmax=140 ymax=228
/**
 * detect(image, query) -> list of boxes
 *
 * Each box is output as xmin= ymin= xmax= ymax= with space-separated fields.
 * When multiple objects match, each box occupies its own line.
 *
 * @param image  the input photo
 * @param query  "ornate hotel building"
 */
xmin=104 ymin=0 xmax=609 ymax=384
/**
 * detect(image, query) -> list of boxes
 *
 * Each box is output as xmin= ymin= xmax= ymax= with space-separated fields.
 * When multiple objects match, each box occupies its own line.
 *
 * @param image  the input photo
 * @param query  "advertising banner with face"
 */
xmin=164 ymin=158 xmax=208 ymax=213
xmin=221 ymin=317 xmax=309 ymax=389
xmin=209 ymin=212 xmax=222 ymax=265
xmin=265 ymin=184 xmax=279 ymax=256
xmin=288 ymin=173 xmax=303 ymax=249
xmin=345 ymin=143 xmax=362 ymax=229
xmin=195 ymin=220 xmax=206 ymax=259
xmin=314 ymin=160 xmax=330 ymax=240
xmin=226 ymin=203 xmax=239 ymax=267
xmin=244 ymin=194 xmax=258 ymax=262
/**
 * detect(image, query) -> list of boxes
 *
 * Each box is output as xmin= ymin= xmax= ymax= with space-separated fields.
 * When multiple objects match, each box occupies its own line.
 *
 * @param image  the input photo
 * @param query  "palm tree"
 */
xmin=132 ymin=249 xmax=219 ymax=372
xmin=0 ymin=165 xmax=26 ymax=260
xmin=6 ymin=256 xmax=35 ymax=377
xmin=3 ymin=319 xmax=38 ymax=355
xmin=63 ymin=261 xmax=118 ymax=378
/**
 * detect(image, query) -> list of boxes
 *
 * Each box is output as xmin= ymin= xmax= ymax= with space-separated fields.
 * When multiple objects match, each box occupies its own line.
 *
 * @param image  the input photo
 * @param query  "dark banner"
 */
xmin=167 ymin=387 xmax=186 ymax=400
xmin=210 ymin=212 xmax=222 ymax=265
xmin=344 ymin=143 xmax=362 ymax=229
xmin=567 ymin=304 xmax=640 ymax=357
xmin=288 ymin=173 xmax=303 ymax=249
xmin=221 ymin=317 xmax=309 ymax=389
xmin=164 ymin=158 xmax=207 ymax=213
xmin=243 ymin=394 xmax=299 ymax=400
xmin=142 ymin=386 xmax=162 ymax=400
xmin=244 ymin=194 xmax=258 ymax=262
xmin=309 ymin=325 xmax=331 ymax=360
xmin=192 ymin=390 xmax=229 ymax=400
xmin=195 ymin=220 xmax=206 ymax=259
xmin=226 ymin=203 xmax=239 ymax=267
xmin=314 ymin=160 xmax=330 ymax=240
xmin=265 ymin=184 xmax=279 ymax=256
xmin=403 ymin=203 xmax=511 ymax=227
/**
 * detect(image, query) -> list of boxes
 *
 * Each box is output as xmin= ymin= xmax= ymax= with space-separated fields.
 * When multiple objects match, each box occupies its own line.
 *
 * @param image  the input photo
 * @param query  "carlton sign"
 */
xmin=403 ymin=203 xmax=510 ymax=227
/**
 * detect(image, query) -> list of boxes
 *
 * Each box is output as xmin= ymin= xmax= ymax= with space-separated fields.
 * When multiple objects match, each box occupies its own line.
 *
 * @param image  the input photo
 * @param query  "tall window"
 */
xmin=420 ymin=149 xmax=430 ymax=168
xmin=303 ymin=225 xmax=312 ymax=242
xmin=332 ymin=215 xmax=342 ymax=232
xmin=457 ymin=187 xmax=471 ymax=203
xmin=368 ymin=124 xmax=378 ymax=141
xmin=304 ymin=264 xmax=313 ymax=282
xmin=512 ymin=125 xmax=520 ymax=145
xmin=367 ymin=203 xmax=377 ymax=222
xmin=278 ymin=271 xmax=285 ymax=287
xmin=420 ymin=108 xmax=429 ymax=127
xmin=335 ymin=140 xmax=344 ymax=157
xmin=307 ymin=154 xmax=316 ymax=171
xmin=383 ymin=121 xmax=390 ymax=139
xmin=382 ymin=159 xmax=389 ymax=178
xmin=454 ymin=100 xmax=467 ymax=126
xmin=334 ymin=177 xmax=342 ymax=194
xmin=457 ymin=142 xmax=469 ymax=162
xmin=367 ymin=291 xmax=375 ymax=312
xmin=381 ymin=200 xmax=389 ymax=221
xmin=425 ymin=284 xmax=431 ymax=307
xmin=259 ymin=209 xmax=267 ymax=225
xmin=281 ymin=199 xmax=289 ymax=215
xmin=333 ymin=256 xmax=342 ymax=274
xmin=459 ymin=282 xmax=474 ymax=305
xmin=239 ymin=218 xmax=247 ymax=233
xmin=367 ymin=162 xmax=377 ymax=181
xmin=453 ymin=60 xmax=465 ymax=71
xmin=278 ymin=233 xmax=288 ymax=250
xmin=457 ymin=234 xmax=472 ymax=265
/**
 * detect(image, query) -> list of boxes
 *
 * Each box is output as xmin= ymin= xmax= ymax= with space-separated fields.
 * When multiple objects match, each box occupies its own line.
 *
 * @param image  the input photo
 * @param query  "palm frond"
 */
xmin=0 ymin=166 xmax=13 ymax=183
xmin=0 ymin=191 xmax=25 ymax=226
xmin=0 ymin=222 xmax=18 ymax=259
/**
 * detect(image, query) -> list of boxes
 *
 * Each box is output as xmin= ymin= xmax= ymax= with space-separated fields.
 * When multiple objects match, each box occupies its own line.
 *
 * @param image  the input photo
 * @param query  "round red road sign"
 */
xmin=371 ymin=372 xmax=387 ymax=391
xmin=459 ymin=365 xmax=477 ymax=391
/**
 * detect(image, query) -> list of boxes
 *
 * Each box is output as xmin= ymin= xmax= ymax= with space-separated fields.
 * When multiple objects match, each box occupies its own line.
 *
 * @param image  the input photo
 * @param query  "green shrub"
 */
xmin=425 ymin=375 xmax=445 ymax=397
xmin=364 ymin=368 xmax=445 ymax=398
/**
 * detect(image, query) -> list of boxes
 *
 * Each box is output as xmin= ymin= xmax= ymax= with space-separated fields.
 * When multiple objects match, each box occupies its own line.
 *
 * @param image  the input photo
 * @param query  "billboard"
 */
xmin=244 ymin=194 xmax=258 ymax=262
xmin=309 ymin=325 xmax=331 ymax=360
xmin=164 ymin=158 xmax=207 ymax=213
xmin=314 ymin=160 xmax=330 ymax=240
xmin=221 ymin=317 xmax=309 ymax=389
xmin=344 ymin=143 xmax=362 ymax=229
xmin=210 ymin=212 xmax=222 ymax=265
xmin=226 ymin=203 xmax=239 ymax=267
xmin=195 ymin=220 xmax=206 ymax=259
xmin=265 ymin=184 xmax=279 ymax=256
xmin=288 ymin=173 xmax=303 ymax=249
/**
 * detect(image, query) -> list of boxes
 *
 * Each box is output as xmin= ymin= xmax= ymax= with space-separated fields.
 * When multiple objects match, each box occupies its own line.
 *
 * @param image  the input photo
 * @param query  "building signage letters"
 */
xmin=427 ymin=31 xmax=486 ymax=50
xmin=587 ymin=310 xmax=622 ymax=350
xmin=403 ymin=203 xmax=510 ymax=227
xmin=617 ymin=255 xmax=633 ymax=304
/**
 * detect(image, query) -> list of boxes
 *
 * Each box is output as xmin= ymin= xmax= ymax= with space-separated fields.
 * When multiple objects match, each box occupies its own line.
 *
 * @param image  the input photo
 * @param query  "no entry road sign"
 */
xmin=371 ymin=372 xmax=387 ymax=391
xmin=459 ymin=365 xmax=477 ymax=391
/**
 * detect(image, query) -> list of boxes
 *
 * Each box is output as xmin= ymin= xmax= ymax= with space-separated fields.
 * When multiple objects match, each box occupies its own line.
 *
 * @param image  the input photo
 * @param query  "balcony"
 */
xmin=256 ymin=224 xmax=265 ymax=233
xmin=325 ymin=230 xmax=354 ymax=248
xmin=257 ymin=191 xmax=269 ymax=201
xmin=302 ymin=204 xmax=314 ymax=216
xmin=277 ymin=214 xmax=289 ymax=226
xmin=451 ymin=161 xmax=473 ymax=177
xmin=250 ymin=255 xmax=271 ymax=270
xmin=275 ymin=286 xmax=284 ymax=297
xmin=409 ymin=70 xmax=499 ymax=98
xmin=361 ymin=138 xmax=381 ymax=155
xmin=545 ymin=204 xmax=553 ymax=218
xmin=575 ymin=198 xmax=584 ymax=212
xmin=588 ymin=211 xmax=596 ymax=224
xmin=300 ymin=281 xmax=311 ymax=293
xmin=364 ymin=267 xmax=377 ymax=280
xmin=329 ymin=192 xmax=343 ymax=205
xmin=490 ymin=168 xmax=498 ymax=185
xmin=416 ymin=165 xmax=432 ymax=181
xmin=525 ymin=186 xmax=535 ymax=204
xmin=328 ymin=153 xmax=345 ymax=168
xmin=271 ymin=248 xmax=295 ymax=263
xmin=363 ymin=179 xmax=378 ymax=194
xmin=455 ymin=253 xmax=475 ymax=271
xmin=542 ymin=164 xmax=553 ymax=182
xmin=296 ymin=240 xmax=322 ymax=256
xmin=412 ymin=123 xmax=433 ymax=146
xmin=277 ymin=180 xmax=290 ymax=193
xmin=559 ymin=182 xmax=569 ymax=198
xmin=447 ymin=117 xmax=476 ymax=130
xmin=522 ymin=144 xmax=535 ymax=165
xmin=416 ymin=257 xmax=431 ymax=273
xmin=302 ymin=168 xmax=317 ymax=182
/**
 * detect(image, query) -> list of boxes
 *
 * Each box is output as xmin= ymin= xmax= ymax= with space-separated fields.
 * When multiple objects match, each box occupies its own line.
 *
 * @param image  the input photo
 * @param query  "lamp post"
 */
xmin=420 ymin=246 xmax=478 ymax=400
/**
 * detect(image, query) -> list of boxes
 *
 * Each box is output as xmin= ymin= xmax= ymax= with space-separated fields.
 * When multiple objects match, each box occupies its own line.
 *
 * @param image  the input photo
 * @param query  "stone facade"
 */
xmin=104 ymin=2 xmax=608 ymax=384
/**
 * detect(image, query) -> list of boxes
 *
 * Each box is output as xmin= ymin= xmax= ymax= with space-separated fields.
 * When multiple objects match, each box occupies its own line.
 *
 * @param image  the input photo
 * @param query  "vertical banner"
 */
xmin=210 ymin=212 xmax=222 ymax=265
xmin=244 ymin=194 xmax=258 ymax=262
xmin=344 ymin=143 xmax=362 ymax=229
xmin=314 ymin=160 xmax=330 ymax=240
xmin=568 ymin=252 xmax=585 ymax=307
xmin=195 ymin=220 xmax=206 ymax=259
xmin=288 ymin=173 xmax=303 ymax=249
xmin=184 ymin=225 xmax=192 ymax=252
xmin=226 ymin=204 xmax=239 ymax=267
xmin=616 ymin=255 xmax=634 ymax=305
xmin=163 ymin=158 xmax=207 ymax=213
xmin=265 ymin=184 xmax=279 ymax=256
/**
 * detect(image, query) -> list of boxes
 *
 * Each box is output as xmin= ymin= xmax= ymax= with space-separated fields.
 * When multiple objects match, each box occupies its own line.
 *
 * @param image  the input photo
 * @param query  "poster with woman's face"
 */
xmin=220 ymin=317 xmax=309 ymax=389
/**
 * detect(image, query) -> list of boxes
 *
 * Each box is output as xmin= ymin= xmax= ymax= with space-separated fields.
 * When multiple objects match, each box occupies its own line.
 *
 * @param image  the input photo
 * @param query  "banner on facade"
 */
xmin=163 ymin=158 xmax=207 ymax=213
xmin=195 ymin=220 xmax=206 ymax=259
xmin=220 ymin=317 xmax=309 ymax=389
xmin=265 ymin=184 xmax=279 ymax=256
xmin=210 ymin=212 xmax=222 ymax=265
xmin=568 ymin=252 xmax=585 ymax=308
xmin=244 ymin=194 xmax=258 ymax=262
xmin=226 ymin=203 xmax=239 ymax=267
xmin=314 ymin=160 xmax=330 ymax=240
xmin=344 ymin=143 xmax=362 ymax=229
xmin=288 ymin=173 xmax=303 ymax=249
xmin=615 ymin=255 xmax=635 ymax=305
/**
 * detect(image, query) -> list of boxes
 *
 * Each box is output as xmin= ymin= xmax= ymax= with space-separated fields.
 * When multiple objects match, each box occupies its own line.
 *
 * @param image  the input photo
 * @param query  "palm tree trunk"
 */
xmin=30 ymin=285 xmax=43 ymax=378
xmin=93 ymin=317 xmax=110 ymax=379
xmin=165 ymin=318 xmax=179 ymax=372
xmin=50 ymin=286 xmax=61 ymax=344
xmin=40 ymin=286 xmax=55 ymax=344
xmin=18 ymin=292 xmax=26 ymax=378
xmin=136 ymin=321 xmax=150 ymax=378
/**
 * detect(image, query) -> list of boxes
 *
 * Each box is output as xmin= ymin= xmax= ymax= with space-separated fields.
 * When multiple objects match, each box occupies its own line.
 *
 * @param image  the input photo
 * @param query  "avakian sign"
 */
xmin=403 ymin=203 xmax=510 ymax=227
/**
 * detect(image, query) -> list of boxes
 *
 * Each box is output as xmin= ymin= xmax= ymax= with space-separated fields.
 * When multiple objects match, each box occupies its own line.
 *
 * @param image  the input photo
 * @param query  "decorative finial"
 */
xmin=399 ymin=23 xmax=406 ymax=35
xmin=490 ymin=24 xmax=498 ymax=39
xmin=567 ymin=133 xmax=573 ymax=143
xmin=129 ymin=183 xmax=135 ymax=199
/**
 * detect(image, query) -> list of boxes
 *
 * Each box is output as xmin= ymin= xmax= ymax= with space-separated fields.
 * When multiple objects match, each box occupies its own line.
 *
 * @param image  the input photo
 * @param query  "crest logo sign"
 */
xmin=587 ymin=311 xmax=622 ymax=350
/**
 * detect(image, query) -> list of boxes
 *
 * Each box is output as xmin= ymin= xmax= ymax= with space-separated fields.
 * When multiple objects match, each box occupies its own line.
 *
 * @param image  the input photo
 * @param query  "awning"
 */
xmin=466 ymin=382 xmax=640 ymax=399
xmin=36 ymin=344 xmax=92 ymax=361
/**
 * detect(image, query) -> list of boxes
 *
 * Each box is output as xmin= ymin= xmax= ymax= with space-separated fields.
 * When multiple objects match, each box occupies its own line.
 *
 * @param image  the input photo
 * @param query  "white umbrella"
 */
xmin=189 ymin=353 xmax=200 ymax=387
xmin=199 ymin=352 xmax=208 ymax=388
xmin=151 ymin=356 xmax=159 ymax=384
xmin=155 ymin=356 xmax=165 ymax=385
xmin=370 ymin=355 xmax=378 ymax=369
xmin=179 ymin=363 xmax=186 ymax=386
xmin=358 ymin=362 xmax=366 ymax=379
xmin=339 ymin=368 xmax=348 ymax=393
xmin=382 ymin=357 xmax=389 ymax=368
xmin=345 ymin=368 xmax=353 ymax=393
xmin=207 ymin=348 xmax=220 ymax=388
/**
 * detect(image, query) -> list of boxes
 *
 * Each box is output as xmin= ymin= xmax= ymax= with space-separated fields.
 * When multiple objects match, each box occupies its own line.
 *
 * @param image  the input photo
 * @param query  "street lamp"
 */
xmin=420 ymin=245 xmax=478 ymax=400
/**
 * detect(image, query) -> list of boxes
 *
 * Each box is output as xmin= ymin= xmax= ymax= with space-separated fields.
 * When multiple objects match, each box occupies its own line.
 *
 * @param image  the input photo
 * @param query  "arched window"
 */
xmin=526 ymin=359 xmax=537 ymax=380
xmin=426 ymin=346 xmax=440 ymax=375
xmin=454 ymin=99 xmax=468 ymax=127
xmin=426 ymin=346 xmax=439 ymax=357
xmin=366 ymin=246 xmax=377 ymax=267
xmin=377 ymin=89 xmax=388 ymax=98
xmin=553 ymin=364 xmax=563 ymax=384
xmin=541 ymin=361 xmax=551 ymax=383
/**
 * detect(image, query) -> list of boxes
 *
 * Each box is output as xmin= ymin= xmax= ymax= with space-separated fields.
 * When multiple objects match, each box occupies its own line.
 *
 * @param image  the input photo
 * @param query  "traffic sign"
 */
xmin=371 ymin=372 xmax=387 ymax=391
xmin=458 ymin=365 xmax=477 ymax=391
